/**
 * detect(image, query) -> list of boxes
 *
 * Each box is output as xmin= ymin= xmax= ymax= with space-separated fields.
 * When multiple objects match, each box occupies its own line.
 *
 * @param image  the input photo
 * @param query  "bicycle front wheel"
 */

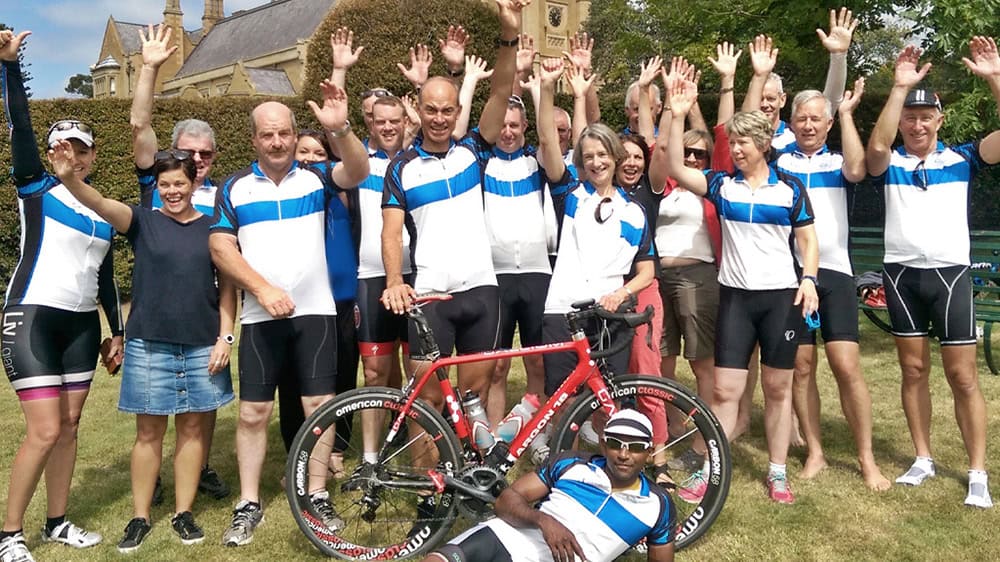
xmin=550 ymin=375 xmax=731 ymax=550
xmin=286 ymin=387 xmax=463 ymax=560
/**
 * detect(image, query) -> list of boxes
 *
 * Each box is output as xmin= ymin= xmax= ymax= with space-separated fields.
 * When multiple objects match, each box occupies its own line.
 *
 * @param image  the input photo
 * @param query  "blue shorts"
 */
xmin=119 ymin=339 xmax=234 ymax=415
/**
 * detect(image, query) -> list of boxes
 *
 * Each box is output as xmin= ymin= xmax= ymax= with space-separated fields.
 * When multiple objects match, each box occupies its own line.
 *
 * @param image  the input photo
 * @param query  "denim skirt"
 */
xmin=119 ymin=339 xmax=234 ymax=415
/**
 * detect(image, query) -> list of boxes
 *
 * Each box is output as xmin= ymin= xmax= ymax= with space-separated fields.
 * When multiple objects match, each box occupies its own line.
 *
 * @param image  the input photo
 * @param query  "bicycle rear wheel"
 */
xmin=286 ymin=387 xmax=463 ymax=560
xmin=549 ymin=375 xmax=731 ymax=550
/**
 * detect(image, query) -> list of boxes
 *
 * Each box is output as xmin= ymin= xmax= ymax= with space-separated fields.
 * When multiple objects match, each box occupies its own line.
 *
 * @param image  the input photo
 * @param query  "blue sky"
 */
xmin=5 ymin=0 xmax=264 ymax=99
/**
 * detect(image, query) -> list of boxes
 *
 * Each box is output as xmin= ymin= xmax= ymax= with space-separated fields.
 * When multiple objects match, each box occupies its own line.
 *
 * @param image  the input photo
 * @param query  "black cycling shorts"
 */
xmin=238 ymin=314 xmax=338 ymax=401
xmin=408 ymin=285 xmax=501 ymax=360
xmin=497 ymin=272 xmax=550 ymax=348
xmin=542 ymin=313 xmax=631 ymax=397
xmin=357 ymin=276 xmax=410 ymax=355
xmin=2 ymin=304 xmax=100 ymax=401
xmin=432 ymin=526 xmax=512 ymax=562
xmin=797 ymin=268 xmax=859 ymax=345
xmin=715 ymin=286 xmax=801 ymax=370
xmin=883 ymin=263 xmax=976 ymax=345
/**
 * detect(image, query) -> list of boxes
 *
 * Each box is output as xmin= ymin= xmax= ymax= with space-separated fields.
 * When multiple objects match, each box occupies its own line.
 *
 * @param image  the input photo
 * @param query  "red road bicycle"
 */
xmin=286 ymin=295 xmax=731 ymax=560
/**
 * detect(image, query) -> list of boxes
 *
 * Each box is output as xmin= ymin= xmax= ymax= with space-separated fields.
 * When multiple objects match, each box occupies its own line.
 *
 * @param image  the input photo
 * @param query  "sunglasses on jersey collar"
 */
xmin=595 ymin=197 xmax=615 ymax=224
xmin=604 ymin=436 xmax=651 ymax=453
xmin=912 ymin=160 xmax=929 ymax=190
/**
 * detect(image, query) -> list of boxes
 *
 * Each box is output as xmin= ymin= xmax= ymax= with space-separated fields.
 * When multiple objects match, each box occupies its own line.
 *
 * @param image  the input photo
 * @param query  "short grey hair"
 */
xmin=766 ymin=72 xmax=784 ymax=95
xmin=624 ymin=81 xmax=661 ymax=110
xmin=171 ymin=119 xmax=216 ymax=149
xmin=791 ymin=89 xmax=832 ymax=120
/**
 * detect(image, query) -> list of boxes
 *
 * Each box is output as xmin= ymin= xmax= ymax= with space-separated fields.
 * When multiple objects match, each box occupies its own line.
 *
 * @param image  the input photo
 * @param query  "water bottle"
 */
xmin=494 ymin=393 xmax=540 ymax=443
xmin=462 ymin=391 xmax=496 ymax=451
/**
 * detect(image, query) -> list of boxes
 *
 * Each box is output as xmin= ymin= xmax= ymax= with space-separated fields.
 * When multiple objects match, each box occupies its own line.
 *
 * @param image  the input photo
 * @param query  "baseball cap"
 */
xmin=903 ymin=87 xmax=942 ymax=111
xmin=604 ymin=409 xmax=653 ymax=443
xmin=47 ymin=120 xmax=95 ymax=148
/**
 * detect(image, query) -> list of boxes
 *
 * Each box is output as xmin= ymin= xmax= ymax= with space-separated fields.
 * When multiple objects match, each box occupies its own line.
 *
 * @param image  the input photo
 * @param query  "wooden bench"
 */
xmin=848 ymin=226 xmax=1000 ymax=375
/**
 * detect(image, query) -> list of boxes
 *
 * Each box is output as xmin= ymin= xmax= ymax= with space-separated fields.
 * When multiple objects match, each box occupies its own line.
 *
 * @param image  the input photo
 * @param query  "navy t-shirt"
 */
xmin=124 ymin=206 xmax=220 ymax=345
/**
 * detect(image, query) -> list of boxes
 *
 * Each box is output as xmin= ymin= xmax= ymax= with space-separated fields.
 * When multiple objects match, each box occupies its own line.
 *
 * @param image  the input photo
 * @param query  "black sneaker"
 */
xmin=170 ymin=511 xmax=205 ymax=545
xmin=152 ymin=476 xmax=164 ymax=506
xmin=117 ymin=518 xmax=151 ymax=553
xmin=198 ymin=467 xmax=230 ymax=500
xmin=309 ymin=491 xmax=345 ymax=532
xmin=408 ymin=495 xmax=436 ymax=538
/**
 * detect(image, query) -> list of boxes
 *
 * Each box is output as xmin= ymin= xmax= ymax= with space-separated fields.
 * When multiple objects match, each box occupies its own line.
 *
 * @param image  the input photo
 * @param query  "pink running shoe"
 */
xmin=767 ymin=473 xmax=795 ymax=504
xmin=677 ymin=470 xmax=707 ymax=504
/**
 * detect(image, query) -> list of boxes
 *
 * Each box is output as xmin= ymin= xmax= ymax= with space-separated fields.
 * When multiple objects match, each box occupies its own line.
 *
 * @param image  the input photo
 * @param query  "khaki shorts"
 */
xmin=659 ymin=261 xmax=719 ymax=360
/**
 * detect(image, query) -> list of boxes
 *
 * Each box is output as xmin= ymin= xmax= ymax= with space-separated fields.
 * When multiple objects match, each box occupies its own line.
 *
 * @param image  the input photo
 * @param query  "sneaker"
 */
xmin=677 ymin=470 xmax=707 ymax=504
xmin=309 ymin=491 xmax=345 ymax=532
xmin=171 ymin=512 xmax=205 ymax=545
xmin=408 ymin=495 xmax=436 ymax=538
xmin=766 ymin=473 xmax=795 ymax=504
xmin=152 ymin=475 xmax=164 ymax=506
xmin=222 ymin=500 xmax=263 ymax=547
xmin=198 ymin=467 xmax=230 ymax=500
xmin=896 ymin=460 xmax=936 ymax=486
xmin=528 ymin=433 xmax=550 ymax=465
xmin=578 ymin=421 xmax=600 ymax=447
xmin=40 ymin=520 xmax=101 ymax=548
xmin=116 ymin=518 xmax=151 ymax=554
xmin=667 ymin=448 xmax=704 ymax=472
xmin=0 ymin=533 xmax=34 ymax=562
xmin=965 ymin=481 xmax=994 ymax=509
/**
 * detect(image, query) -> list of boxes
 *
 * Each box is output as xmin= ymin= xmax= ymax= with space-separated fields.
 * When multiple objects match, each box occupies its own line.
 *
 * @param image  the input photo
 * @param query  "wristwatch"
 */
xmin=328 ymin=120 xmax=352 ymax=138
xmin=220 ymin=334 xmax=235 ymax=345
xmin=801 ymin=275 xmax=818 ymax=287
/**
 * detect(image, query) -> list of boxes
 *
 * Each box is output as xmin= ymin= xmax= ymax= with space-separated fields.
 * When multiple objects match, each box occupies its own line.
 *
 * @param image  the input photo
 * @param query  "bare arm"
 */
xmin=454 ymin=56 xmax=493 ymax=139
xmin=380 ymin=207 xmax=415 ymax=314
xmin=439 ymin=25 xmax=469 ymax=81
xmin=866 ymin=46 xmax=930 ymax=176
xmin=817 ymin=7 xmax=858 ymax=113
xmin=329 ymin=27 xmax=364 ymax=89
xmin=512 ymin=34 xmax=536 ymax=97
xmin=477 ymin=0 xmax=525 ymax=143
xmin=496 ymin=473 xmax=587 ymax=562
xmin=308 ymin=80 xmax=370 ymax=187
xmin=538 ymin=59 xmax=567 ymax=183
xmin=599 ymin=260 xmax=653 ymax=312
xmin=208 ymin=272 xmax=238 ymax=374
xmin=962 ymin=36 xmax=1000 ymax=164
xmin=397 ymin=44 xmax=432 ymax=91
xmin=48 ymin=140 xmax=133 ymax=232
xmin=838 ymin=77 xmax=867 ymax=182
xmin=793 ymin=224 xmax=819 ymax=316
xmin=742 ymin=35 xmax=777 ymax=113
xmin=710 ymin=41 xmax=741 ymax=126
xmin=636 ymin=56 xmax=662 ymax=142
xmin=687 ymin=69 xmax=708 ymax=132
xmin=209 ymin=232 xmax=294 ymax=318
xmin=664 ymin=79 xmax=708 ymax=195
xmin=563 ymin=31 xmax=601 ymax=124
xmin=648 ymin=69 xmax=674 ymax=193
xmin=131 ymin=24 xmax=177 ymax=170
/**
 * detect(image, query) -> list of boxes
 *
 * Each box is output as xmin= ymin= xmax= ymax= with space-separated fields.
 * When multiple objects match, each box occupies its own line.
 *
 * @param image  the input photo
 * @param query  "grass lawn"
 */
xmin=2 ymin=320 xmax=1000 ymax=561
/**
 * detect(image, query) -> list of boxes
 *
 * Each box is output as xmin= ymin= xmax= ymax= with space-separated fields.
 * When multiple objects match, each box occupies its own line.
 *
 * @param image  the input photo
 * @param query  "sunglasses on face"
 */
xmin=47 ymin=120 xmax=93 ymax=137
xmin=362 ymin=88 xmax=393 ymax=99
xmin=684 ymin=147 xmax=709 ymax=160
xmin=604 ymin=436 xmax=651 ymax=453
xmin=178 ymin=148 xmax=215 ymax=160
xmin=154 ymin=149 xmax=193 ymax=162
xmin=594 ymin=197 xmax=615 ymax=224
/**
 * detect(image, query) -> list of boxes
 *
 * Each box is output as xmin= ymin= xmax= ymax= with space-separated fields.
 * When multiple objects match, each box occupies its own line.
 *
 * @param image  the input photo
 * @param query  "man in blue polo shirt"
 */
xmin=866 ymin=38 xmax=1000 ymax=508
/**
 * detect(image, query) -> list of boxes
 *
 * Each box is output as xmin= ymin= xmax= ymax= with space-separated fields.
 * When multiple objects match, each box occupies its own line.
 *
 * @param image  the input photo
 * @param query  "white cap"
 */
xmin=604 ymin=409 xmax=653 ymax=442
xmin=47 ymin=121 xmax=94 ymax=148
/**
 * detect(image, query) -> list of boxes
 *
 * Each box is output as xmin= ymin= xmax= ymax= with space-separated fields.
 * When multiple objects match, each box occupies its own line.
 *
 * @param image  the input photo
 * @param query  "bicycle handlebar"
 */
xmin=569 ymin=300 xmax=654 ymax=360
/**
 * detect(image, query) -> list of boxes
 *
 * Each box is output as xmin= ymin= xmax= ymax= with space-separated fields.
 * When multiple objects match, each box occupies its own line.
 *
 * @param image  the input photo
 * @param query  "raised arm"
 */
xmin=329 ymin=27 xmax=364 ymax=89
xmin=664 ymin=79 xmax=708 ymax=195
xmin=453 ymin=55 xmax=493 ymax=139
xmin=565 ymin=63 xmax=594 ymax=147
xmin=512 ymin=34 xmax=536 ymax=97
xmin=538 ymin=58 xmax=567 ymax=183
xmin=686 ymin=66 xmax=708 ymax=132
xmin=397 ymin=43 xmax=432 ymax=92
xmin=477 ymin=0 xmax=527 ymax=144
xmin=636 ymin=56 xmax=663 ymax=142
xmin=308 ymin=80 xmax=370 ymax=187
xmin=742 ymin=35 xmax=778 ymax=113
xmin=866 ymin=46 xmax=930 ymax=175
xmin=817 ymin=7 xmax=858 ymax=113
xmin=838 ymin=77 xmax=866 ymax=182
xmin=1 ymin=30 xmax=44 ymax=185
xmin=648 ymin=69 xmax=675 ymax=192
xmin=439 ymin=25 xmax=469 ymax=81
xmin=48 ymin=140 xmax=133 ymax=232
xmin=962 ymin=36 xmax=1000 ymax=164
xmin=710 ymin=41 xmax=742 ymax=126
xmin=563 ymin=31 xmax=600 ymax=124
xmin=400 ymin=94 xmax=422 ymax=150
xmin=132 ymin=24 xmax=177 ymax=170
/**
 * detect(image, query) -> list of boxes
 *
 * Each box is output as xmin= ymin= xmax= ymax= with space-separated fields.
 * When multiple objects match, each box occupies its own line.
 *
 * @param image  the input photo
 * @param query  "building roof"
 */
xmin=113 ymin=20 xmax=147 ymax=54
xmin=174 ymin=0 xmax=337 ymax=79
xmin=245 ymin=67 xmax=295 ymax=95
xmin=93 ymin=55 xmax=121 ymax=70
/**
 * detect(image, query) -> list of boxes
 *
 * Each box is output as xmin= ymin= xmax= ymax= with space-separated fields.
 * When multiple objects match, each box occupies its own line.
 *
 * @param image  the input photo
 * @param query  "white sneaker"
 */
xmin=895 ymin=460 xmax=935 ymax=486
xmin=528 ymin=432 xmax=550 ymax=465
xmin=579 ymin=421 xmax=600 ymax=447
xmin=0 ymin=533 xmax=34 ymax=562
xmin=965 ymin=481 xmax=994 ymax=509
xmin=40 ymin=521 xmax=101 ymax=548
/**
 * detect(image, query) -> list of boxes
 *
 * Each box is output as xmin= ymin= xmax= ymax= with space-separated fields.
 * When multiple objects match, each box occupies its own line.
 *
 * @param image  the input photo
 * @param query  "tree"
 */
xmin=0 ymin=22 xmax=31 ymax=98
xmin=65 ymin=73 xmax=94 ymax=97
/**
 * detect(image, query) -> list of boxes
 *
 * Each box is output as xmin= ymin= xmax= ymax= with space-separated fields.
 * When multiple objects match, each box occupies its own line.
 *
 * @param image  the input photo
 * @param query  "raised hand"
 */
xmin=330 ymin=27 xmax=364 ymax=70
xmin=562 ymin=31 xmax=594 ymax=76
xmin=962 ymin=36 xmax=1000 ymax=79
xmin=817 ymin=7 xmax=859 ymax=54
xmin=710 ymin=41 xmax=742 ymax=79
xmin=666 ymin=56 xmax=696 ymax=85
xmin=465 ymin=55 xmax=494 ymax=83
xmin=893 ymin=45 xmax=931 ymax=88
xmin=669 ymin=77 xmax=698 ymax=118
xmin=46 ymin=139 xmax=78 ymax=181
xmin=539 ymin=57 xmax=565 ymax=86
xmin=516 ymin=33 xmax=536 ymax=75
xmin=839 ymin=77 xmax=865 ymax=114
xmin=399 ymin=94 xmax=420 ymax=127
xmin=748 ymin=34 xmax=778 ymax=76
xmin=638 ymin=55 xmax=663 ymax=88
xmin=397 ymin=44 xmax=432 ymax=87
xmin=566 ymin=63 xmax=594 ymax=98
xmin=139 ymin=23 xmax=177 ymax=68
xmin=0 ymin=29 xmax=31 ymax=62
xmin=519 ymin=72 xmax=541 ymax=101
xmin=496 ymin=0 xmax=531 ymax=34
xmin=306 ymin=79 xmax=350 ymax=131
xmin=439 ymin=25 xmax=469 ymax=70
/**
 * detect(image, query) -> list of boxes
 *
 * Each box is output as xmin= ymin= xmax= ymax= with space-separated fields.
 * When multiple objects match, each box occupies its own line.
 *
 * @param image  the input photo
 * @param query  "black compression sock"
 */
xmin=0 ymin=529 xmax=23 ymax=540
xmin=45 ymin=515 xmax=65 ymax=533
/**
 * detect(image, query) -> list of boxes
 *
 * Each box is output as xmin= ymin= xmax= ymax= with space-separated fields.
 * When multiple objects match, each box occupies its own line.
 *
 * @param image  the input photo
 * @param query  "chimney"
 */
xmin=203 ymin=0 xmax=224 ymax=35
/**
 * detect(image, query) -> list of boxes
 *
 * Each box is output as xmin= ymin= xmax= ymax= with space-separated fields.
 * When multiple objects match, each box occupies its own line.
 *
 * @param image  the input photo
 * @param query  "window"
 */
xmin=109 ymin=77 xmax=116 ymax=95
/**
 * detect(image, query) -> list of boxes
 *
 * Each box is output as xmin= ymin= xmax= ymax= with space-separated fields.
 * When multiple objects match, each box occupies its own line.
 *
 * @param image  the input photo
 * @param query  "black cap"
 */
xmin=903 ymin=87 xmax=942 ymax=111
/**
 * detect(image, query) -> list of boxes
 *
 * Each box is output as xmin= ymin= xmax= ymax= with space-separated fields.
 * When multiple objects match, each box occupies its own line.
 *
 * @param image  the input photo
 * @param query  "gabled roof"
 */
xmin=174 ymin=0 xmax=337 ymax=79
xmin=245 ymin=67 xmax=295 ymax=95
xmin=113 ymin=20 xmax=147 ymax=55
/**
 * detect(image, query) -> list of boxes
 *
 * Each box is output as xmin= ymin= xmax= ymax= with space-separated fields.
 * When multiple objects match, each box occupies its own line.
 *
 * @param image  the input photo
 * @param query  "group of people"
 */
xmin=2 ymin=0 xmax=1000 ymax=560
